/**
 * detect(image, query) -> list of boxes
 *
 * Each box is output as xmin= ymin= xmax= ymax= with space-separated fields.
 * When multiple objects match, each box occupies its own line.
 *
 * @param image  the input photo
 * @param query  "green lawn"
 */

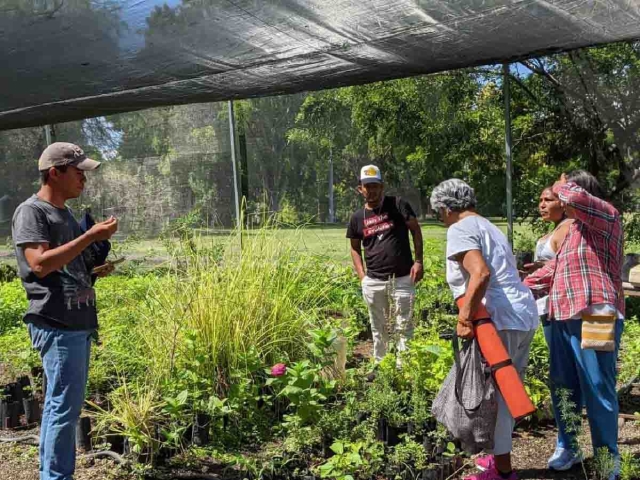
xmin=116 ymin=221 xmax=455 ymax=264
xmin=0 ymin=220 xmax=528 ymax=266
xmin=113 ymin=220 xmax=523 ymax=264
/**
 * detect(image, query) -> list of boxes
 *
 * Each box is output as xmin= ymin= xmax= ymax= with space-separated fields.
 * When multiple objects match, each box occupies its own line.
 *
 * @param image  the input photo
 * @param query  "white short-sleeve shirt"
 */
xmin=446 ymin=215 xmax=538 ymax=332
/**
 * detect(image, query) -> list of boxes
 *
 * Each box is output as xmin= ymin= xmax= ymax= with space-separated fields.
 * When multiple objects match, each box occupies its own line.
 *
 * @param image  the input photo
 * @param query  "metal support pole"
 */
xmin=44 ymin=125 xmax=53 ymax=146
xmin=328 ymin=145 xmax=335 ymax=223
xmin=228 ymin=101 xmax=241 ymax=229
xmin=503 ymin=63 xmax=514 ymax=246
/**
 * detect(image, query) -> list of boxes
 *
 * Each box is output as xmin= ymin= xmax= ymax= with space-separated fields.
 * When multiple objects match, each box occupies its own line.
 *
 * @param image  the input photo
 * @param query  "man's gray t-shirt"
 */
xmin=12 ymin=195 xmax=97 ymax=330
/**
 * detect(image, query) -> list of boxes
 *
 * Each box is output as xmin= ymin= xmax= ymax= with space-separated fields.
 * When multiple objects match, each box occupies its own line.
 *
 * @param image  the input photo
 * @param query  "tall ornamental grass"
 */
xmin=139 ymin=227 xmax=345 ymax=392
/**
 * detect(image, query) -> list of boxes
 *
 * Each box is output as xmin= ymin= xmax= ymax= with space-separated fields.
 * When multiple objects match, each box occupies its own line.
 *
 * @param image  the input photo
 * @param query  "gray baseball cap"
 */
xmin=38 ymin=142 xmax=101 ymax=172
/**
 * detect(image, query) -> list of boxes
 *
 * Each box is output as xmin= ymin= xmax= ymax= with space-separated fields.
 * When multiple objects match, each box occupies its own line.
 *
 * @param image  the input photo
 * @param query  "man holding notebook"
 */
xmin=12 ymin=142 xmax=117 ymax=480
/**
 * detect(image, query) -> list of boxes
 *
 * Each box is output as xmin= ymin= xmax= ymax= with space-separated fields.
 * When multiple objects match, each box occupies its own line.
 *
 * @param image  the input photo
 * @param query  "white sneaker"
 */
xmin=547 ymin=446 xmax=583 ymax=471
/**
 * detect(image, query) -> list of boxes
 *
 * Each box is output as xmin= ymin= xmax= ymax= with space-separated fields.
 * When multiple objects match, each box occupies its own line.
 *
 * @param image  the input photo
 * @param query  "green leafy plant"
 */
xmin=360 ymin=354 xmax=410 ymax=429
xmin=266 ymin=359 xmax=336 ymax=425
xmin=513 ymin=227 xmax=540 ymax=255
xmin=525 ymin=329 xmax=551 ymax=414
xmin=0 ymin=326 xmax=39 ymax=376
xmin=556 ymin=388 xmax=588 ymax=479
xmin=593 ymin=447 xmax=616 ymax=480
xmin=389 ymin=437 xmax=430 ymax=473
xmin=620 ymin=319 xmax=640 ymax=384
xmin=0 ymin=279 xmax=27 ymax=335
xmin=401 ymin=328 xmax=454 ymax=396
xmin=317 ymin=439 xmax=385 ymax=480
xmin=620 ymin=450 xmax=640 ymax=480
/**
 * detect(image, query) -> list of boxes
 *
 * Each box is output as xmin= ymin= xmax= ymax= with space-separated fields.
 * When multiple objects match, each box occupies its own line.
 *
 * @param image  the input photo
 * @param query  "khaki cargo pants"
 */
xmin=361 ymin=274 xmax=415 ymax=362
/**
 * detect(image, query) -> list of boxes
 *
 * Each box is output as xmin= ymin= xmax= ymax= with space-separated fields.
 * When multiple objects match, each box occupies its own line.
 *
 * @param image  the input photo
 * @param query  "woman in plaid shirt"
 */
xmin=525 ymin=170 xmax=624 ymax=479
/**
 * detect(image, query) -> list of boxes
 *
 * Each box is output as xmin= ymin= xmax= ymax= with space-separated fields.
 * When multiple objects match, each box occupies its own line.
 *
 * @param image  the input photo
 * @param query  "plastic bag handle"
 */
xmin=452 ymin=333 xmax=487 ymax=412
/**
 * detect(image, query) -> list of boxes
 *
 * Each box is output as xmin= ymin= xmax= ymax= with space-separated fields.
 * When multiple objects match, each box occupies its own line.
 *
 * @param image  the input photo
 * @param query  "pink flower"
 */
xmin=271 ymin=363 xmax=287 ymax=377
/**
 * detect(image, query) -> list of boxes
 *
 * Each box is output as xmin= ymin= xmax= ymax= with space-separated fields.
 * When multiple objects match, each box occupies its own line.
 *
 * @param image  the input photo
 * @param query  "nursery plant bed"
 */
xmin=2 ymin=419 xmax=640 ymax=480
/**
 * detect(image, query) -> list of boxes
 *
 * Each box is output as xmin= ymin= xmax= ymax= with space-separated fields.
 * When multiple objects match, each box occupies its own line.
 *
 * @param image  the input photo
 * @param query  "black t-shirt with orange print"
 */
xmin=346 ymin=196 xmax=416 ymax=280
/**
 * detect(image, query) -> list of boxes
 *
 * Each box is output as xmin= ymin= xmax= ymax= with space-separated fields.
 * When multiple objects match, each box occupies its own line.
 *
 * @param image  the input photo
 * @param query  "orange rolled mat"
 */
xmin=456 ymin=297 xmax=536 ymax=421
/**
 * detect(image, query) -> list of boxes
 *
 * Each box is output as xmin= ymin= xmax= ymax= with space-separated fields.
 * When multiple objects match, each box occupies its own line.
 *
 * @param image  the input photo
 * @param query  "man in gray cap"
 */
xmin=11 ymin=142 xmax=117 ymax=480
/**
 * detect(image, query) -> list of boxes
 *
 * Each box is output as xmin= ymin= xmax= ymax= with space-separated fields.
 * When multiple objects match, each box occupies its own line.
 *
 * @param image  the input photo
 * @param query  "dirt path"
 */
xmin=509 ymin=420 xmax=640 ymax=479
xmin=2 ymin=418 xmax=640 ymax=480
xmin=0 ymin=432 xmax=130 ymax=480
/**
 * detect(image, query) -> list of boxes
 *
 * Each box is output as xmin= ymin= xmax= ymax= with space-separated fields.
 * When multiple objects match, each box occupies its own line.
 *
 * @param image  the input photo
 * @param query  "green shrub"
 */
xmin=89 ymin=275 xmax=158 ymax=392
xmin=620 ymin=318 xmax=640 ymax=384
xmin=401 ymin=327 xmax=454 ymax=396
xmin=0 ymin=326 xmax=38 ymax=377
xmin=524 ymin=328 xmax=551 ymax=410
xmin=513 ymin=223 xmax=544 ymax=254
xmin=389 ymin=437 xmax=431 ymax=473
xmin=317 ymin=439 xmax=385 ymax=480
xmin=0 ymin=279 xmax=27 ymax=335
xmin=620 ymin=450 xmax=640 ymax=480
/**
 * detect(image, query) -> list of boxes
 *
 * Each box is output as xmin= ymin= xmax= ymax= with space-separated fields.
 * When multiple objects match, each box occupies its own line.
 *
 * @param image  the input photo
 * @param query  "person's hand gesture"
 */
xmin=552 ymin=173 xmax=568 ymax=192
xmin=520 ymin=261 xmax=545 ymax=276
xmin=88 ymin=216 xmax=118 ymax=241
xmin=552 ymin=173 xmax=577 ymax=217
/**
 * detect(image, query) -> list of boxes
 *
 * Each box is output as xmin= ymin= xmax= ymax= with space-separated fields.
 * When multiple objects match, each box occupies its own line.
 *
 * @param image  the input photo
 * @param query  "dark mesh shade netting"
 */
xmin=2 ymin=0 xmax=640 ymax=130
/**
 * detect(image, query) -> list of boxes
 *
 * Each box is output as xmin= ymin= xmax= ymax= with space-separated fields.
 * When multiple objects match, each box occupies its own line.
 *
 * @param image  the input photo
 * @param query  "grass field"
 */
xmin=0 ymin=220 xmax=526 ymax=266
xmin=99 ymin=220 xmax=520 ymax=264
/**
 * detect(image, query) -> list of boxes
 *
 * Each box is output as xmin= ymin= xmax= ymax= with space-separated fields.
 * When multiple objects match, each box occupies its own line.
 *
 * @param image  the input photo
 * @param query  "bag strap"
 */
xmin=490 ymin=359 xmax=513 ymax=373
xmin=471 ymin=319 xmax=513 ymax=373
xmin=453 ymin=333 xmax=488 ymax=412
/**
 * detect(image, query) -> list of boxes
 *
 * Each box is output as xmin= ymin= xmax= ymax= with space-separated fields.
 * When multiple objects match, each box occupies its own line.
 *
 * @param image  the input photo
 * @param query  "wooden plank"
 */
xmin=619 ymin=413 xmax=639 ymax=421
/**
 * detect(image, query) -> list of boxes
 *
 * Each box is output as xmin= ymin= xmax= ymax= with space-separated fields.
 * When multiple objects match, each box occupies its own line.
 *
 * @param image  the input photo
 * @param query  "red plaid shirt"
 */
xmin=524 ymin=182 xmax=624 ymax=321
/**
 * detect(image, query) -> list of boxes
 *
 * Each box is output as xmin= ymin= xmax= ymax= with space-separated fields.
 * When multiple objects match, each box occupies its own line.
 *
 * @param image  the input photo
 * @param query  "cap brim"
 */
xmin=360 ymin=178 xmax=382 ymax=184
xmin=74 ymin=158 xmax=101 ymax=171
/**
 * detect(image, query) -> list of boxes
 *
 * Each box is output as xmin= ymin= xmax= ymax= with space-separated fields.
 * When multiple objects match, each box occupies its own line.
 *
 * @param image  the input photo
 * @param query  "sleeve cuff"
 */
xmin=15 ymin=238 xmax=50 ymax=247
xmin=446 ymin=247 xmax=481 ymax=261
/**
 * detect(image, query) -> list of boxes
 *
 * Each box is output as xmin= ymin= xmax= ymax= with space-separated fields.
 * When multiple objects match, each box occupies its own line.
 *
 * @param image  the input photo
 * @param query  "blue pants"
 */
xmin=546 ymin=318 xmax=623 ymax=457
xmin=28 ymin=324 xmax=93 ymax=480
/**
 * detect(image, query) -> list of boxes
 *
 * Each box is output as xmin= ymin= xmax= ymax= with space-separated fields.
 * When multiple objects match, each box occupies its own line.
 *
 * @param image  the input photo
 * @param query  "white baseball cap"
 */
xmin=360 ymin=165 xmax=382 ymax=184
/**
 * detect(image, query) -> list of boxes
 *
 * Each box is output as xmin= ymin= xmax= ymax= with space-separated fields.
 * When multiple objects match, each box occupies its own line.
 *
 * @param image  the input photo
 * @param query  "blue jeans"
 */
xmin=28 ymin=323 xmax=94 ymax=480
xmin=546 ymin=318 xmax=623 ymax=457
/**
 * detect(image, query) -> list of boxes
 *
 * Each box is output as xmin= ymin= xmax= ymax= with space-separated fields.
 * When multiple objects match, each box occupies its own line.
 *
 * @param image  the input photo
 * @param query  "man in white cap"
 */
xmin=11 ymin=142 xmax=118 ymax=480
xmin=346 ymin=165 xmax=423 ymax=366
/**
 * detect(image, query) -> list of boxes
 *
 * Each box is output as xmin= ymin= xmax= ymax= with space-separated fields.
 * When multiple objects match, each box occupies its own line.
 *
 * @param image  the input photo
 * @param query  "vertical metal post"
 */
xmin=228 ymin=101 xmax=241 ymax=229
xmin=44 ymin=125 xmax=53 ymax=145
xmin=328 ymin=145 xmax=335 ymax=223
xmin=503 ymin=63 xmax=514 ymax=246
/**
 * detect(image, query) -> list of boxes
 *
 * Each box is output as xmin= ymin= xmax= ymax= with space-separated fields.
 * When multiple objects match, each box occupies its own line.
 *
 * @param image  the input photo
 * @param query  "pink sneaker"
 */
xmin=475 ymin=455 xmax=496 ymax=472
xmin=463 ymin=470 xmax=517 ymax=480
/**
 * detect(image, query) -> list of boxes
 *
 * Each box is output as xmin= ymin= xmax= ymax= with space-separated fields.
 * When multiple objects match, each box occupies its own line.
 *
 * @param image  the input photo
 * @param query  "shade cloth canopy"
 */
xmin=2 ymin=0 xmax=640 ymax=130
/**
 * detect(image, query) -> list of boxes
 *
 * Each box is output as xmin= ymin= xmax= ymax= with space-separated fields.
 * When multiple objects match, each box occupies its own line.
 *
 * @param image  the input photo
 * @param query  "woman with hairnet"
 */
xmin=430 ymin=179 xmax=538 ymax=480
